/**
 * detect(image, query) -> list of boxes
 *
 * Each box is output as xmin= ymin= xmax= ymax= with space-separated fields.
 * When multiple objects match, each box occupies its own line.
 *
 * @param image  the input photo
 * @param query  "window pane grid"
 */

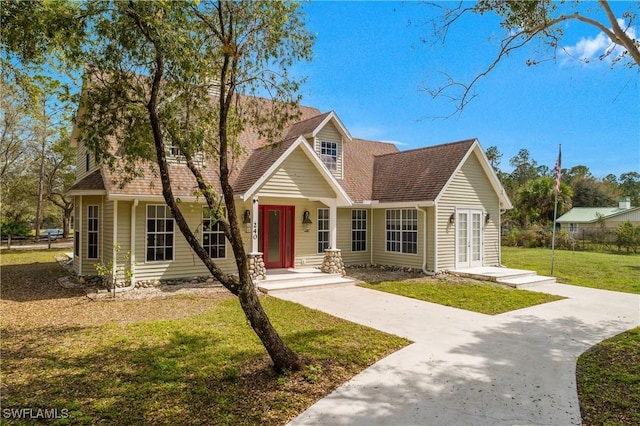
xmin=351 ymin=209 xmax=367 ymax=252
xmin=146 ymin=205 xmax=174 ymax=262
xmin=87 ymin=205 xmax=99 ymax=259
xmin=203 ymin=208 xmax=226 ymax=259
xmin=317 ymin=208 xmax=330 ymax=253
xmin=386 ymin=209 xmax=417 ymax=254
xmin=320 ymin=141 xmax=337 ymax=171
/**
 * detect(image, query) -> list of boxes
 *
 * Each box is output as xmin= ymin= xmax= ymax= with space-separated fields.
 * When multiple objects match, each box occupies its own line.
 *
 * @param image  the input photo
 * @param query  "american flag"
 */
xmin=554 ymin=145 xmax=562 ymax=192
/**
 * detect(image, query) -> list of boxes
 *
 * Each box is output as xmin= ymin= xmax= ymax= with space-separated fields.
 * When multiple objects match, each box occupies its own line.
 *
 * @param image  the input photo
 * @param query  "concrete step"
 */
xmin=258 ymin=275 xmax=354 ymax=294
xmin=498 ymin=275 xmax=557 ymax=289
xmin=452 ymin=268 xmax=536 ymax=282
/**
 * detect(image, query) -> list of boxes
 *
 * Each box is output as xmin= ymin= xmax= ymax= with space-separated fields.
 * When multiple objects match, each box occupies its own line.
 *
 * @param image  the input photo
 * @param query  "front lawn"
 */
xmin=0 ymin=249 xmax=409 ymax=425
xmin=577 ymin=327 xmax=640 ymax=425
xmin=360 ymin=279 xmax=563 ymax=315
xmin=502 ymin=246 xmax=640 ymax=294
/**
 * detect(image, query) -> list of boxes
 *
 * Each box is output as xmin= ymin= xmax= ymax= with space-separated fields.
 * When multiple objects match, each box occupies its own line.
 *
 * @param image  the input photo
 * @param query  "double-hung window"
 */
xmin=320 ymin=141 xmax=337 ymax=171
xmin=317 ymin=208 xmax=330 ymax=253
xmin=87 ymin=205 xmax=99 ymax=259
xmin=203 ymin=208 xmax=226 ymax=259
xmin=386 ymin=209 xmax=417 ymax=254
xmin=146 ymin=205 xmax=174 ymax=262
xmin=351 ymin=209 xmax=367 ymax=252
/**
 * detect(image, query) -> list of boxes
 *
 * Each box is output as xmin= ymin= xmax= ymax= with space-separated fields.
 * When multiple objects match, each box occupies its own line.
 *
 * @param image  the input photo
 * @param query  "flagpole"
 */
xmin=551 ymin=144 xmax=561 ymax=276
xmin=551 ymin=188 xmax=558 ymax=276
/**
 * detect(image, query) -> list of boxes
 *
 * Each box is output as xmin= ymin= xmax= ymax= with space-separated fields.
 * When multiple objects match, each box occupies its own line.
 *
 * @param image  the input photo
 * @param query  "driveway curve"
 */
xmin=274 ymin=283 xmax=640 ymax=425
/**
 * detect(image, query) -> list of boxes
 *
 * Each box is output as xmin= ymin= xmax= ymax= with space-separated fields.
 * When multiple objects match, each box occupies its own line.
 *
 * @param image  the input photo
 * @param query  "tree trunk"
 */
xmin=34 ymin=138 xmax=46 ymax=239
xmin=141 ymin=44 xmax=302 ymax=372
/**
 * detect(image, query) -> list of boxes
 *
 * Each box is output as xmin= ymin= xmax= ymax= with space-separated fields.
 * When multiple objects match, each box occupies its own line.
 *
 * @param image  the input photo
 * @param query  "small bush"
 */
xmin=503 ymin=227 xmax=575 ymax=250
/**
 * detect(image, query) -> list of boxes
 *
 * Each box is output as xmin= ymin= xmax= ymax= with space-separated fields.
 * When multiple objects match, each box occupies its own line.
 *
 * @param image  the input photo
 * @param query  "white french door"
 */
xmin=456 ymin=209 xmax=483 ymax=269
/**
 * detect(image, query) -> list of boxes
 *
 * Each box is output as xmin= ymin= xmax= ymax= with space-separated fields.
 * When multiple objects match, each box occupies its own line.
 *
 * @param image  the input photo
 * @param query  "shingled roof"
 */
xmin=372 ymin=139 xmax=476 ymax=203
xmin=67 ymin=169 xmax=106 ymax=193
xmin=338 ymin=138 xmax=398 ymax=203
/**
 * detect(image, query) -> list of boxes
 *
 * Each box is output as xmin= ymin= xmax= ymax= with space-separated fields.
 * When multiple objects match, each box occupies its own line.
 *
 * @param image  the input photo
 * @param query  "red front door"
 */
xmin=259 ymin=206 xmax=295 ymax=268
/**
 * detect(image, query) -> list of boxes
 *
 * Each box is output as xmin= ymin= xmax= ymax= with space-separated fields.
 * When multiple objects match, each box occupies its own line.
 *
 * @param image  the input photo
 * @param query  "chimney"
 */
xmin=619 ymin=196 xmax=631 ymax=209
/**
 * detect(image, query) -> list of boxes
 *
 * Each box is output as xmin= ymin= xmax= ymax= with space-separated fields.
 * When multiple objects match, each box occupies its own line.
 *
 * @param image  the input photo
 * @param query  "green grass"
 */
xmin=0 ymin=250 xmax=410 ymax=425
xmin=502 ymin=246 xmax=640 ymax=294
xmin=360 ymin=280 xmax=563 ymax=315
xmin=577 ymin=327 xmax=640 ymax=425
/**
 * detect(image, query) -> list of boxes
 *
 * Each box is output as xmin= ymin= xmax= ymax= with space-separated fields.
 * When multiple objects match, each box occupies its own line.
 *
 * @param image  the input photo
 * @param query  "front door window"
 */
xmin=259 ymin=206 xmax=294 ymax=268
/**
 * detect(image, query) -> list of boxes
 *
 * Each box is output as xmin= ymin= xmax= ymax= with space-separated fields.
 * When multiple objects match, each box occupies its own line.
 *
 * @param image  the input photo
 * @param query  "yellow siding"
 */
xmin=370 ymin=208 xmax=425 ymax=269
xmin=437 ymin=153 xmax=501 ymax=270
xmin=337 ymin=208 xmax=371 ymax=264
xmin=257 ymin=148 xmax=334 ymax=198
xmin=133 ymin=201 xmax=238 ymax=282
xmin=315 ymin=122 xmax=343 ymax=180
xmin=75 ymin=141 xmax=98 ymax=181
xmin=103 ymin=200 xmax=114 ymax=265
xmin=80 ymin=195 xmax=104 ymax=276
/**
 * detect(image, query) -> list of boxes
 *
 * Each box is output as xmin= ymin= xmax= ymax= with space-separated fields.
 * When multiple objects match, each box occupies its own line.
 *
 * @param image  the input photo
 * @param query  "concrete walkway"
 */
xmin=274 ymin=283 xmax=640 ymax=425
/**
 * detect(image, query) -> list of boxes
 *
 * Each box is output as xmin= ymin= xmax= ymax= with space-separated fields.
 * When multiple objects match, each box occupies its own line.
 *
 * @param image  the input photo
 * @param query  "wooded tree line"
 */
xmin=485 ymin=145 xmax=640 ymax=229
xmin=0 ymin=78 xmax=75 ymax=238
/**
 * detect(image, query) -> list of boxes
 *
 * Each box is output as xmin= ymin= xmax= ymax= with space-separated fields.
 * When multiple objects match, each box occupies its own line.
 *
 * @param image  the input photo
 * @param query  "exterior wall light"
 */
xmin=302 ymin=210 xmax=313 ymax=232
xmin=243 ymin=209 xmax=251 ymax=233
xmin=449 ymin=213 xmax=455 ymax=225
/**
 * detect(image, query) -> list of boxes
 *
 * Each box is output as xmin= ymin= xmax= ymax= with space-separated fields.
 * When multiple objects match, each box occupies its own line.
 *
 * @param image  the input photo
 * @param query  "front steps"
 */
xmin=257 ymin=269 xmax=355 ymax=294
xmin=450 ymin=267 xmax=556 ymax=289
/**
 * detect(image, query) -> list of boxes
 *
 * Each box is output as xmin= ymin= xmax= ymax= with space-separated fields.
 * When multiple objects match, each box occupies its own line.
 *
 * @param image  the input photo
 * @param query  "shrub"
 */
xmin=615 ymin=221 xmax=640 ymax=253
xmin=0 ymin=217 xmax=31 ymax=238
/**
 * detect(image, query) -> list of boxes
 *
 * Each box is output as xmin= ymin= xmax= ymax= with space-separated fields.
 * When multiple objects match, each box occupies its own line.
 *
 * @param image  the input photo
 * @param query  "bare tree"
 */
xmin=424 ymin=0 xmax=639 ymax=115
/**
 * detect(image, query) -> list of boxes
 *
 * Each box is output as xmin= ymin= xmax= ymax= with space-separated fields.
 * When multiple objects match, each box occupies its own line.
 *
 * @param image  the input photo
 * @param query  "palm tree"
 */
xmin=517 ymin=177 xmax=572 ymax=227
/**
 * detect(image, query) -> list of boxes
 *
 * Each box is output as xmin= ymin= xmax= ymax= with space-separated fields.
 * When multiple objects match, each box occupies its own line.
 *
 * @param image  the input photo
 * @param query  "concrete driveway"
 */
xmin=274 ymin=283 xmax=640 ymax=425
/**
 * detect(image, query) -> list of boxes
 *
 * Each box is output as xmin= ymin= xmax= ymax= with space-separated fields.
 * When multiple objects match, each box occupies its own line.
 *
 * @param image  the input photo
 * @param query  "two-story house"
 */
xmin=67 ymin=102 xmax=512 ymax=287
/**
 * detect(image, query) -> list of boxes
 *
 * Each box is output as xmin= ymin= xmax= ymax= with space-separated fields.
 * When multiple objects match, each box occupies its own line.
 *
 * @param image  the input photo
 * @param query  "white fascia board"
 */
xmin=107 ymin=194 xmax=205 ymax=203
xmin=434 ymin=139 xmax=513 ymax=209
xmin=240 ymin=136 xmax=307 ymax=200
xmin=66 ymin=189 xmax=107 ymax=197
xmin=364 ymin=201 xmax=435 ymax=209
xmin=310 ymin=111 xmax=353 ymax=142
xmin=297 ymin=140 xmax=353 ymax=206
xmin=241 ymin=136 xmax=353 ymax=207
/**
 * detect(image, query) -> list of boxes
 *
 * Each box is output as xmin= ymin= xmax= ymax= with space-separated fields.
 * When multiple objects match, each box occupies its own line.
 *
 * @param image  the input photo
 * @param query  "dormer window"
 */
xmin=320 ymin=141 xmax=337 ymax=171
xmin=167 ymin=145 xmax=184 ymax=161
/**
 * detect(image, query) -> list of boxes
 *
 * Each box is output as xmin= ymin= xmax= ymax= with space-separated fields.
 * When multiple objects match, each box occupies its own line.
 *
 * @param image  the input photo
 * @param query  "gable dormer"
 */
xmin=286 ymin=111 xmax=351 ymax=180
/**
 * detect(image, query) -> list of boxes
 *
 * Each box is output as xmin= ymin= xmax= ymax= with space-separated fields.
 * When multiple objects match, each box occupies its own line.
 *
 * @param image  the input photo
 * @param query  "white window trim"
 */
xmin=317 ymin=208 xmax=330 ymax=254
xmin=202 ymin=207 xmax=227 ymax=259
xmin=319 ymin=140 xmax=338 ymax=172
xmin=385 ymin=208 xmax=418 ymax=255
xmin=145 ymin=204 xmax=175 ymax=263
xmin=87 ymin=205 xmax=99 ymax=259
xmin=351 ymin=209 xmax=367 ymax=252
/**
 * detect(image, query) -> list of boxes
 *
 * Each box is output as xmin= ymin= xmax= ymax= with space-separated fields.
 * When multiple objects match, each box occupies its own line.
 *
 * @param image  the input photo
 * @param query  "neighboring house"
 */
xmin=67 ymin=103 xmax=512 ymax=285
xmin=556 ymin=197 xmax=640 ymax=234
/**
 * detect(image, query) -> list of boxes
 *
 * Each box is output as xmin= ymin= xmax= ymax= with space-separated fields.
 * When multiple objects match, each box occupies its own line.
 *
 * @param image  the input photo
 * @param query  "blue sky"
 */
xmin=294 ymin=1 xmax=639 ymax=179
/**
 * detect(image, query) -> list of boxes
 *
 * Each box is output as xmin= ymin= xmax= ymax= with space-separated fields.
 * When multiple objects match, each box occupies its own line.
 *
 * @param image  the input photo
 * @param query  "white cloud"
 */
xmin=561 ymin=18 xmax=636 ymax=65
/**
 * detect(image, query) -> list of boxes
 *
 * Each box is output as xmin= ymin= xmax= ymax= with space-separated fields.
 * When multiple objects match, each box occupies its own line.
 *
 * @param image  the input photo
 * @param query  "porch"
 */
xmin=257 ymin=268 xmax=354 ymax=294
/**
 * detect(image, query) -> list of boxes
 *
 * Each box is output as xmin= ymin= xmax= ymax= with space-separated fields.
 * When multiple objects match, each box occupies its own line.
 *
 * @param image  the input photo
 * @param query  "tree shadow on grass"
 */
xmin=0 ymin=318 xmax=394 ymax=426
xmin=0 ymin=260 xmax=84 ymax=302
xmin=290 ymin=314 xmax=635 ymax=426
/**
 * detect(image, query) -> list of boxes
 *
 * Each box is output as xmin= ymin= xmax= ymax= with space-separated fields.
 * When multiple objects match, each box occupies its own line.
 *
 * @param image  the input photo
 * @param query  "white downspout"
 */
xmin=418 ymin=206 xmax=436 ymax=276
xmin=113 ymin=198 xmax=137 ymax=293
